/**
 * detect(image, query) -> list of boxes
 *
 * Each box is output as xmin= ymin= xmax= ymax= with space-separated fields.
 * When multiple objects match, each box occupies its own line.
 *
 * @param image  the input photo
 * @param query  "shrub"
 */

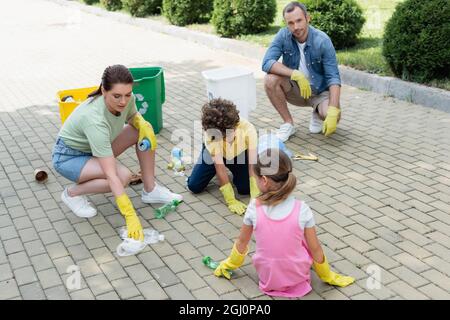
xmin=212 ymin=0 xmax=276 ymax=37
xmin=122 ymin=0 xmax=162 ymax=17
xmin=303 ymin=0 xmax=365 ymax=49
xmin=83 ymin=0 xmax=100 ymax=4
xmin=162 ymin=0 xmax=213 ymax=26
xmin=382 ymin=0 xmax=450 ymax=83
xmin=100 ymin=0 xmax=122 ymax=11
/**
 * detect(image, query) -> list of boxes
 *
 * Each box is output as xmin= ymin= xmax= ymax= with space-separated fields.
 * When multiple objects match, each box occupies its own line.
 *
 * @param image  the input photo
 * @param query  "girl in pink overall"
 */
xmin=213 ymin=149 xmax=355 ymax=297
xmin=252 ymin=199 xmax=312 ymax=297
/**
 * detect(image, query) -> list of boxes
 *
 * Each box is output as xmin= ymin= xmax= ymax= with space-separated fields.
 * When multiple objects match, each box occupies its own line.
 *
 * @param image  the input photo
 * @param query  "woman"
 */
xmin=52 ymin=65 xmax=182 ymax=241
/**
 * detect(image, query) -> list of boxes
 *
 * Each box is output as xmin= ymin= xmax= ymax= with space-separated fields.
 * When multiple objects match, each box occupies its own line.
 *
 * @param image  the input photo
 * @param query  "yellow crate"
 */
xmin=57 ymin=86 xmax=98 ymax=124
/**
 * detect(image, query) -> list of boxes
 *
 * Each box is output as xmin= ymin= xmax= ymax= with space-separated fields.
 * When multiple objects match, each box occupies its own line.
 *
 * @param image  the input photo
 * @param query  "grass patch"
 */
xmin=336 ymin=37 xmax=391 ymax=75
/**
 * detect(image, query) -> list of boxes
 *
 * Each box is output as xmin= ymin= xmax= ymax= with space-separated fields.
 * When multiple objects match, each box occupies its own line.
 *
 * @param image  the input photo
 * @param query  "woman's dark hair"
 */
xmin=201 ymin=98 xmax=240 ymax=135
xmin=254 ymin=148 xmax=297 ymax=206
xmin=88 ymin=64 xmax=134 ymax=99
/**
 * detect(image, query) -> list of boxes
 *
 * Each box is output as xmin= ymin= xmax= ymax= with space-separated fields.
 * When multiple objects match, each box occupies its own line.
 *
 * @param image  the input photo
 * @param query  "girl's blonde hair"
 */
xmin=254 ymin=148 xmax=297 ymax=206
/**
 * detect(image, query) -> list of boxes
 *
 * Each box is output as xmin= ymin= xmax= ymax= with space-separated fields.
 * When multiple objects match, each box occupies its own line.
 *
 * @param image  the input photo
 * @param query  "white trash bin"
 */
xmin=201 ymin=66 xmax=256 ymax=120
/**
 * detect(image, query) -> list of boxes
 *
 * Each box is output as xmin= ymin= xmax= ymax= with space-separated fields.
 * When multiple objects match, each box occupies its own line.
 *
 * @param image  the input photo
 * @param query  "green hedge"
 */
xmin=212 ymin=0 xmax=276 ymax=37
xmin=122 ymin=0 xmax=162 ymax=17
xmin=162 ymin=0 xmax=213 ymax=26
xmin=83 ymin=0 xmax=100 ymax=4
xmin=304 ymin=0 xmax=365 ymax=49
xmin=100 ymin=0 xmax=122 ymax=11
xmin=383 ymin=0 xmax=450 ymax=83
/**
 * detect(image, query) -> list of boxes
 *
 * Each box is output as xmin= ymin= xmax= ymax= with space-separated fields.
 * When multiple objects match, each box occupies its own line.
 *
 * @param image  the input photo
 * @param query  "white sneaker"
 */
xmin=141 ymin=183 xmax=183 ymax=204
xmin=309 ymin=110 xmax=323 ymax=134
xmin=276 ymin=123 xmax=296 ymax=142
xmin=61 ymin=188 xmax=97 ymax=218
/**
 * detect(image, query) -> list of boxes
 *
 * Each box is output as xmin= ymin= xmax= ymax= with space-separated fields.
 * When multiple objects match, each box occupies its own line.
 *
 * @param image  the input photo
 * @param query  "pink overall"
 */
xmin=252 ymin=199 xmax=313 ymax=297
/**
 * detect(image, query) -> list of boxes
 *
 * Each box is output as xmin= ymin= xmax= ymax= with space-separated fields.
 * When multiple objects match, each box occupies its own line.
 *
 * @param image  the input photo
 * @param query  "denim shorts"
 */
xmin=52 ymin=137 xmax=92 ymax=183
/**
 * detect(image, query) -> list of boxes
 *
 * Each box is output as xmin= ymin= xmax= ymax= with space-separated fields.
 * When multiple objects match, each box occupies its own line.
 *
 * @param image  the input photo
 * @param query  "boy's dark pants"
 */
xmin=187 ymin=145 xmax=250 ymax=195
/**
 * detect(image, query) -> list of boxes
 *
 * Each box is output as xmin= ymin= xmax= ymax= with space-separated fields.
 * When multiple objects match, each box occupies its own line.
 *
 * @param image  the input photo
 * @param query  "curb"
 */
xmin=53 ymin=0 xmax=450 ymax=113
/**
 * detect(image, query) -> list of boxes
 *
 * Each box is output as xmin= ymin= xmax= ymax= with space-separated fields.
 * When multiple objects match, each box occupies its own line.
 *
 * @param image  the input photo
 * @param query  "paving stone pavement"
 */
xmin=1 ymin=0 xmax=450 ymax=300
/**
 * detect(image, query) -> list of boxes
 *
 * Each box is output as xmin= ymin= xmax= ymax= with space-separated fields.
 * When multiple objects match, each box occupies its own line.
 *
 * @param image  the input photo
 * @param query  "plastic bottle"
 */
xmin=154 ymin=199 xmax=182 ymax=219
xmin=202 ymin=256 xmax=233 ymax=276
xmin=138 ymin=138 xmax=151 ymax=152
xmin=202 ymin=256 xmax=220 ymax=269
xmin=143 ymin=229 xmax=165 ymax=244
xmin=119 ymin=227 xmax=164 ymax=244
xmin=167 ymin=147 xmax=185 ymax=176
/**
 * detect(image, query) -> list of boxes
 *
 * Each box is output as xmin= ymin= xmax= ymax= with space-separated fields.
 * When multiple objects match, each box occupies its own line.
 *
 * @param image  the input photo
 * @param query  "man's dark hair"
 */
xmin=283 ymin=1 xmax=308 ymax=18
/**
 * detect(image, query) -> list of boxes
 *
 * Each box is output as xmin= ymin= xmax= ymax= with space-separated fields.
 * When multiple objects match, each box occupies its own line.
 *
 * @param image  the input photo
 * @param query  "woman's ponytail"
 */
xmin=254 ymin=148 xmax=297 ymax=206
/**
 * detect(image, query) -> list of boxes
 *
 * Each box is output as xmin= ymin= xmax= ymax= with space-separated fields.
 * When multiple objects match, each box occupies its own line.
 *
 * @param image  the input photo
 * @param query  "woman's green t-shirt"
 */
xmin=59 ymin=95 xmax=137 ymax=157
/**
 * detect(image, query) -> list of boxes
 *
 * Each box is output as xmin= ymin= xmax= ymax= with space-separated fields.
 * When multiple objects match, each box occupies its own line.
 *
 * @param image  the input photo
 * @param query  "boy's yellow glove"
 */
xmin=313 ymin=255 xmax=355 ymax=287
xmin=214 ymin=243 xmax=248 ymax=280
xmin=116 ymin=194 xmax=144 ymax=241
xmin=291 ymin=70 xmax=311 ymax=99
xmin=131 ymin=113 xmax=157 ymax=151
xmin=249 ymin=176 xmax=260 ymax=199
xmin=322 ymin=106 xmax=340 ymax=137
xmin=220 ymin=183 xmax=247 ymax=215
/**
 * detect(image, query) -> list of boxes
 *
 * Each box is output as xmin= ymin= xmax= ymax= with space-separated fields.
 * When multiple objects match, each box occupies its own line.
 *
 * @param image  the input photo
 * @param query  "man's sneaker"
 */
xmin=141 ymin=183 xmax=183 ymax=204
xmin=309 ymin=110 xmax=323 ymax=134
xmin=61 ymin=187 xmax=97 ymax=218
xmin=276 ymin=123 xmax=296 ymax=142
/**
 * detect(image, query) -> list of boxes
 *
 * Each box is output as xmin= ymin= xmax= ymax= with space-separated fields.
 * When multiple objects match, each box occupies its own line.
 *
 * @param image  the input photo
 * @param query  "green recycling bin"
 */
xmin=129 ymin=67 xmax=165 ymax=134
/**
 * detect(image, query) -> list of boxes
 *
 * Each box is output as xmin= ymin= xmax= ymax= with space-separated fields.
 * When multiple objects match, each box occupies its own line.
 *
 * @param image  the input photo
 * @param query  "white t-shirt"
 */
xmin=297 ymin=41 xmax=310 ymax=81
xmin=243 ymin=195 xmax=315 ymax=230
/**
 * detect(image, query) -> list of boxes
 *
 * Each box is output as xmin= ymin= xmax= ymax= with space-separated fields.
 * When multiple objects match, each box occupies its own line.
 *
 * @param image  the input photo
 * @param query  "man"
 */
xmin=262 ymin=1 xmax=342 ymax=142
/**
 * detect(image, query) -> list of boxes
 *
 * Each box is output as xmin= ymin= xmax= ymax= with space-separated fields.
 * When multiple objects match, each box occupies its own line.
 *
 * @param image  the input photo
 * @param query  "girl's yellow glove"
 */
xmin=214 ymin=244 xmax=248 ymax=280
xmin=313 ymin=255 xmax=355 ymax=287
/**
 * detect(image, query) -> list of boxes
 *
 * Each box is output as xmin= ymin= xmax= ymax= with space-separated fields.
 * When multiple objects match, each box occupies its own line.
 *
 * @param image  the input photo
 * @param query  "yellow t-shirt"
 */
xmin=204 ymin=118 xmax=257 ymax=160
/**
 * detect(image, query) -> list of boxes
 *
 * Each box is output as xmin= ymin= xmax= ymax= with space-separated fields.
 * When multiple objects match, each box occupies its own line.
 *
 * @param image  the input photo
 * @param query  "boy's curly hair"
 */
xmin=201 ymin=98 xmax=240 ymax=134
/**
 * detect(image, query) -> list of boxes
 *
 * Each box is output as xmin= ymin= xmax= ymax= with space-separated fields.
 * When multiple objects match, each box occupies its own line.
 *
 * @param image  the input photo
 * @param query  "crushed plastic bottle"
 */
xmin=117 ymin=227 xmax=164 ymax=256
xmin=202 ymin=256 xmax=219 ymax=269
xmin=154 ymin=199 xmax=182 ymax=219
xmin=119 ymin=227 xmax=164 ymax=244
xmin=202 ymin=256 xmax=233 ymax=276
xmin=143 ymin=229 xmax=165 ymax=244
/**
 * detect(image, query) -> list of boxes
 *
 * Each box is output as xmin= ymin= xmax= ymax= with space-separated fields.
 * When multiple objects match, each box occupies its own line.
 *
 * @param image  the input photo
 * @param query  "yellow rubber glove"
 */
xmin=249 ymin=176 xmax=260 ymax=199
xmin=219 ymin=183 xmax=247 ymax=215
xmin=322 ymin=106 xmax=340 ymax=137
xmin=214 ymin=243 xmax=248 ymax=280
xmin=313 ymin=255 xmax=355 ymax=287
xmin=291 ymin=70 xmax=311 ymax=100
xmin=131 ymin=113 xmax=157 ymax=151
xmin=116 ymin=194 xmax=144 ymax=241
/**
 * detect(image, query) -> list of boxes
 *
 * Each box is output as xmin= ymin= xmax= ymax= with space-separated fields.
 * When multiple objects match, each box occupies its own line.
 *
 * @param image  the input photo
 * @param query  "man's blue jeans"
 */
xmin=187 ymin=145 xmax=250 ymax=195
